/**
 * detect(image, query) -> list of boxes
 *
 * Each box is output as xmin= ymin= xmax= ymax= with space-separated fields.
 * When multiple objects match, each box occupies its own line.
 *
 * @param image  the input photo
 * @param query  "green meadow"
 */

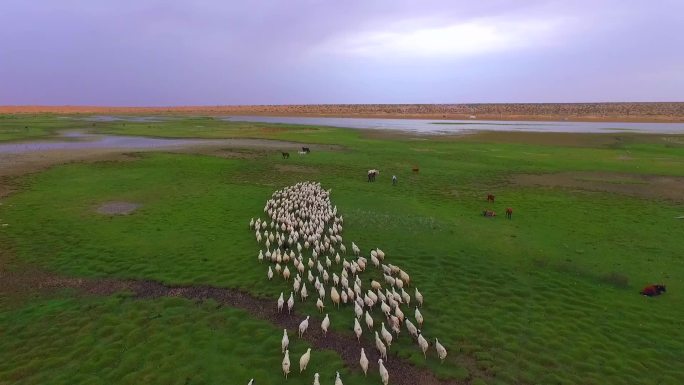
xmin=1 ymin=115 xmax=683 ymax=384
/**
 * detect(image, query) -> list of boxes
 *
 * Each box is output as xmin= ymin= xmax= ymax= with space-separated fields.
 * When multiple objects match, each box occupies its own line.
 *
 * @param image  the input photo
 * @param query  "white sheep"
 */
xmin=316 ymin=298 xmax=324 ymax=313
xmin=299 ymin=315 xmax=310 ymax=337
xmin=359 ymin=348 xmax=369 ymax=376
xmin=267 ymin=266 xmax=273 ymax=280
xmin=417 ymin=331 xmax=429 ymax=359
xmin=415 ymin=307 xmax=424 ymax=327
xmin=300 ymin=283 xmax=308 ymax=302
xmin=277 ymin=292 xmax=284 ymax=312
xmin=334 ymin=371 xmax=343 ymax=385
xmin=313 ymin=372 xmax=320 ymax=385
xmin=405 ymin=319 xmax=418 ymax=339
xmin=281 ymin=329 xmax=289 ymax=353
xmin=282 ymin=349 xmax=290 ymax=378
xmin=354 ymin=301 xmax=363 ymax=319
xmin=375 ymin=331 xmax=388 ymax=360
xmin=365 ymin=310 xmax=374 ymax=330
xmin=353 ymin=318 xmax=363 ymax=342
xmin=330 ymin=287 xmax=341 ymax=308
xmin=321 ymin=314 xmax=330 ymax=336
xmin=378 ymin=358 xmax=389 ymax=385
xmin=381 ymin=322 xmax=393 ymax=348
xmin=415 ymin=287 xmax=423 ymax=307
xmin=299 ymin=348 xmax=312 ymax=373
xmin=435 ymin=338 xmax=447 ymax=363
xmin=287 ymin=292 xmax=294 ymax=314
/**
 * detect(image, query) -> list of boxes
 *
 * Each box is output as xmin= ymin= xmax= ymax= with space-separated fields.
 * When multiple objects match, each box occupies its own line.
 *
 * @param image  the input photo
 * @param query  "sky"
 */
xmin=1 ymin=0 xmax=682 ymax=105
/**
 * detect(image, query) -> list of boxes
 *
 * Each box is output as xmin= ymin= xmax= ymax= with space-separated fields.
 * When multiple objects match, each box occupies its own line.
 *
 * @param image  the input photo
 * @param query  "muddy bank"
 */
xmin=512 ymin=171 xmax=684 ymax=202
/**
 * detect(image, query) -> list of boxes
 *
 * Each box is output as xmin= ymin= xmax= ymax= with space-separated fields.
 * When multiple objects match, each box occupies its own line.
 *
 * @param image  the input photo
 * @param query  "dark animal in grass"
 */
xmin=505 ymin=207 xmax=513 ymax=219
xmin=367 ymin=169 xmax=379 ymax=182
xmin=640 ymin=284 xmax=666 ymax=297
xmin=302 ymin=147 xmax=310 ymax=153
xmin=487 ymin=194 xmax=495 ymax=203
xmin=282 ymin=152 xmax=290 ymax=159
xmin=482 ymin=210 xmax=496 ymax=217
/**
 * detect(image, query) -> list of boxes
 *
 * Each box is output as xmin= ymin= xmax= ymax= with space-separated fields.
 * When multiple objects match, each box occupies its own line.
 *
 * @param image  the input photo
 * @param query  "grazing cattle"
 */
xmin=505 ymin=207 xmax=513 ymax=219
xmin=392 ymin=175 xmax=397 ymax=186
xmin=487 ymin=194 xmax=495 ymax=203
xmin=302 ymin=147 xmax=311 ymax=153
xmin=482 ymin=210 xmax=496 ymax=217
xmin=367 ymin=169 xmax=379 ymax=182
xmin=640 ymin=284 xmax=666 ymax=297
xmin=282 ymin=152 xmax=290 ymax=159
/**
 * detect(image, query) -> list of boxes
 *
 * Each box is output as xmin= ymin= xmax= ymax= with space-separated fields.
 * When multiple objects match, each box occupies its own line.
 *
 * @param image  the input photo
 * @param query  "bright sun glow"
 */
xmin=323 ymin=17 xmax=566 ymax=58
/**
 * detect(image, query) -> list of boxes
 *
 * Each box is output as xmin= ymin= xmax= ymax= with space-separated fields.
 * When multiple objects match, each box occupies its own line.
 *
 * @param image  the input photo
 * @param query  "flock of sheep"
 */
xmin=248 ymin=181 xmax=447 ymax=384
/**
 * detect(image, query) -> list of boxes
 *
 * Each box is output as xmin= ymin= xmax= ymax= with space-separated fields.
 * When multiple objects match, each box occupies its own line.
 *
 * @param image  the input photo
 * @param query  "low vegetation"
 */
xmin=1 ymin=115 xmax=683 ymax=384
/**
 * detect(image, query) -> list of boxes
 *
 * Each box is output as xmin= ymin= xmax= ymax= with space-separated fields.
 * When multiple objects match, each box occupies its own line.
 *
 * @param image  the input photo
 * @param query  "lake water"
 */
xmin=222 ymin=116 xmax=684 ymax=134
xmin=0 ymin=132 xmax=207 ymax=154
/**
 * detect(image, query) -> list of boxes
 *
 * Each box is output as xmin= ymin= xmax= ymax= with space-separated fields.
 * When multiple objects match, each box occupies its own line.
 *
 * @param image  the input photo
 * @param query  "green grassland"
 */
xmin=0 ymin=295 xmax=372 ymax=385
xmin=1 ymin=115 xmax=683 ymax=384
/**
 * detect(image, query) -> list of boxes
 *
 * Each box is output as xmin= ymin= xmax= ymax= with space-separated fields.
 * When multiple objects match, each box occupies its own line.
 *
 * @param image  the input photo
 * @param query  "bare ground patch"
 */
xmin=274 ymin=164 xmax=319 ymax=174
xmin=512 ymin=172 xmax=684 ymax=202
xmin=96 ymin=201 xmax=141 ymax=215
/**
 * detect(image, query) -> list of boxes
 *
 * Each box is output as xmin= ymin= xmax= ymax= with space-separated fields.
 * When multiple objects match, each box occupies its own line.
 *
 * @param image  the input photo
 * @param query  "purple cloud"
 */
xmin=1 ymin=0 xmax=682 ymax=105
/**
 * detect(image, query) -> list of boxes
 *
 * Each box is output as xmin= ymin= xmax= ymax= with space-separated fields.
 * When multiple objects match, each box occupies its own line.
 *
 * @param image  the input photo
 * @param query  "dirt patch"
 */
xmin=453 ymin=131 xmax=684 ymax=147
xmin=512 ymin=172 xmax=684 ymax=202
xmin=97 ymin=201 xmax=140 ymax=215
xmin=274 ymin=164 xmax=319 ymax=174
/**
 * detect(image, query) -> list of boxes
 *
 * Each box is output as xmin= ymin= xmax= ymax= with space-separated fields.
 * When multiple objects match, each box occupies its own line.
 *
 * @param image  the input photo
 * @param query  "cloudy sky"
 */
xmin=1 ymin=0 xmax=682 ymax=105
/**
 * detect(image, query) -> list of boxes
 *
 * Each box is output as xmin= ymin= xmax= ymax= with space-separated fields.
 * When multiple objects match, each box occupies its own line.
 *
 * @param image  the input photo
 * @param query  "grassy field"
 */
xmin=0 ymin=295 xmax=373 ymax=385
xmin=1 ymin=115 xmax=683 ymax=384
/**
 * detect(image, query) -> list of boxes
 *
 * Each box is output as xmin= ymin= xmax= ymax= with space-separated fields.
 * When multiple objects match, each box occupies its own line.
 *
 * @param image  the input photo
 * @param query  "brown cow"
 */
xmin=505 ymin=207 xmax=513 ymax=219
xmin=487 ymin=194 xmax=495 ymax=203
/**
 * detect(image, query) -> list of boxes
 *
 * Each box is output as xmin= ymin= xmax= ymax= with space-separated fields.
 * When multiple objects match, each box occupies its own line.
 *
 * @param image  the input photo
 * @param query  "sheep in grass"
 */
xmin=415 ymin=287 xmax=423 ymax=307
xmin=354 ymin=301 xmax=363 ymax=319
xmin=300 ymin=283 xmax=308 ymax=302
xmin=277 ymin=292 xmax=284 ymax=313
xmin=378 ymin=358 xmax=389 ymax=385
xmin=375 ymin=331 xmax=388 ymax=361
xmin=417 ymin=330 xmax=429 ymax=359
xmin=299 ymin=315 xmax=310 ymax=337
xmin=316 ymin=298 xmax=325 ymax=313
xmin=330 ymin=286 xmax=341 ymax=309
xmin=354 ymin=318 xmax=363 ymax=342
xmin=281 ymin=329 xmax=289 ymax=353
xmin=435 ymin=338 xmax=447 ymax=363
xmin=365 ymin=310 xmax=374 ymax=330
xmin=359 ymin=348 xmax=369 ymax=376
xmin=282 ymin=349 xmax=291 ymax=379
xmin=415 ymin=307 xmax=424 ymax=328
xmin=313 ymin=373 xmax=320 ymax=385
xmin=287 ymin=292 xmax=294 ymax=314
xmin=321 ymin=314 xmax=330 ymax=336
xmin=405 ymin=319 xmax=418 ymax=339
xmin=335 ymin=371 xmax=343 ymax=385
xmin=381 ymin=322 xmax=393 ymax=348
xmin=299 ymin=348 xmax=311 ymax=373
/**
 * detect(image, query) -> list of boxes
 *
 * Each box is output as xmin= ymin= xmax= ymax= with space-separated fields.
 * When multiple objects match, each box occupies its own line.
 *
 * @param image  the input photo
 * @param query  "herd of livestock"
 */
xmin=248 ymin=181 xmax=447 ymax=385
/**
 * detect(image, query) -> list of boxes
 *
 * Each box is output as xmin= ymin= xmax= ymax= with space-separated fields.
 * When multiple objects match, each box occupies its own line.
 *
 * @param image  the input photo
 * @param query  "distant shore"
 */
xmin=2 ymin=103 xmax=684 ymax=123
